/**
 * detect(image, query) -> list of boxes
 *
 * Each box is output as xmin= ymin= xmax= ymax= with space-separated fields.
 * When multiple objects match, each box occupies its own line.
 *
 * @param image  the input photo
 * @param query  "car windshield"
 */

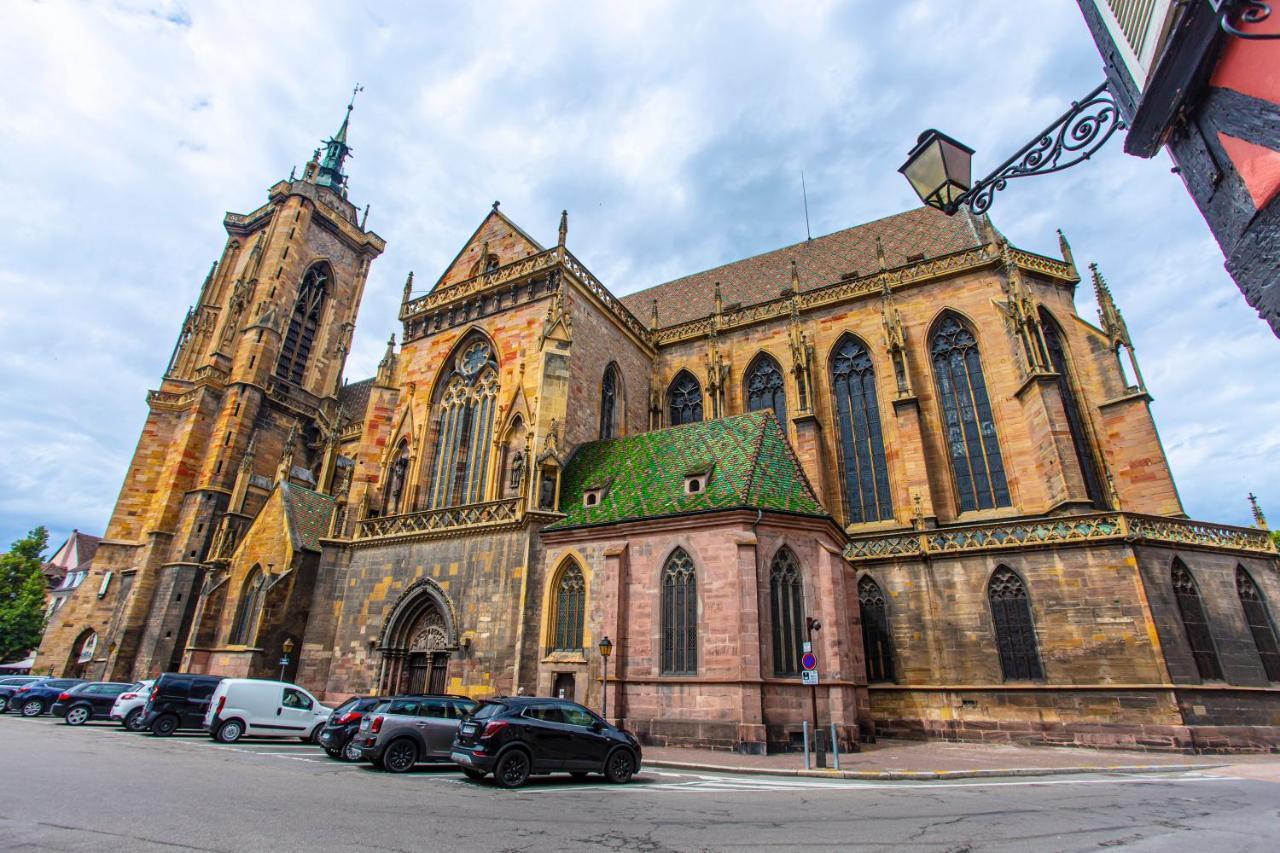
xmin=471 ymin=702 xmax=507 ymax=720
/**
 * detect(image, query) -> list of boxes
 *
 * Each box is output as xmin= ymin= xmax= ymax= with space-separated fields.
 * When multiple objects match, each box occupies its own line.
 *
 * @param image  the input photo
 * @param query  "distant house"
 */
xmin=43 ymin=530 xmax=102 ymax=620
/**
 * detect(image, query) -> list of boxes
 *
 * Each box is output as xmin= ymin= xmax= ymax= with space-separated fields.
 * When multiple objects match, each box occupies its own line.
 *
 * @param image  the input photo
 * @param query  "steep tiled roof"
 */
xmin=281 ymin=484 xmax=336 ymax=552
xmin=620 ymin=206 xmax=983 ymax=328
xmin=337 ymin=378 xmax=374 ymax=425
xmin=549 ymin=410 xmax=827 ymax=531
xmin=41 ymin=530 xmax=102 ymax=584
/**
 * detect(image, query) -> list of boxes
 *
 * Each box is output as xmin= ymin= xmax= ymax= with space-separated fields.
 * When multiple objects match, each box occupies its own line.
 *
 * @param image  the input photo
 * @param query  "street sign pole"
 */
xmin=805 ymin=618 xmax=826 ymax=769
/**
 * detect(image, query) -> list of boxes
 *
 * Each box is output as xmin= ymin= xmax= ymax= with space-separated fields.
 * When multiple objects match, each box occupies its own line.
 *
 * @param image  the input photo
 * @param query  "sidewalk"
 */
xmin=641 ymin=738 xmax=1278 ymax=781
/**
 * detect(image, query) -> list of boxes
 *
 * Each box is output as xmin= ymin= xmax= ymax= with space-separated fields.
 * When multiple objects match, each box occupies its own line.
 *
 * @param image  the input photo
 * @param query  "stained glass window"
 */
xmin=667 ymin=371 xmax=703 ymax=426
xmin=830 ymin=335 xmax=893 ymax=523
xmin=1172 ymin=559 xmax=1223 ymax=681
xmin=858 ymin=575 xmax=895 ymax=683
xmin=552 ymin=562 xmax=585 ymax=652
xmin=276 ymin=264 xmax=328 ymax=385
xmin=1041 ymin=312 xmax=1106 ymax=506
xmin=931 ymin=315 xmax=1010 ymax=513
xmin=427 ymin=337 xmax=498 ymax=508
xmin=988 ymin=567 xmax=1042 ymax=680
xmin=661 ymin=549 xmax=697 ymax=674
xmin=770 ymin=548 xmax=806 ymax=675
xmin=600 ymin=363 xmax=620 ymax=439
xmin=745 ymin=353 xmax=787 ymax=424
xmin=230 ymin=567 xmax=266 ymax=646
xmin=1236 ymin=567 xmax=1280 ymax=682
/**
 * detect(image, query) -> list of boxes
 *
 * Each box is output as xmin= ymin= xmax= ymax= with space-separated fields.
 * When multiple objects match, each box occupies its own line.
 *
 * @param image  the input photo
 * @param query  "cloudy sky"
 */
xmin=1 ymin=0 xmax=1276 ymax=552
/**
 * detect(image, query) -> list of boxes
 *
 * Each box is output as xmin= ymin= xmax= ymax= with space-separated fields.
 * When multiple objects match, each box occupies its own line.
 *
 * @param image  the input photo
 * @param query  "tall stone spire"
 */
xmin=1091 ymin=263 xmax=1130 ymax=348
xmin=558 ymin=210 xmax=568 ymax=248
xmin=1249 ymin=493 xmax=1269 ymax=530
xmin=316 ymin=85 xmax=362 ymax=196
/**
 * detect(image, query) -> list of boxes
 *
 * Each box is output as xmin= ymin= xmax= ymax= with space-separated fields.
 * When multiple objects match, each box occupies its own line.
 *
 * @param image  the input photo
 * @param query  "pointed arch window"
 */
xmin=931 ymin=315 xmax=1010 ymax=513
xmin=858 ymin=575 xmax=895 ymax=683
xmin=770 ymin=548 xmax=806 ymax=675
xmin=1172 ymin=559 xmax=1223 ymax=680
xmin=745 ymin=353 xmax=787 ymax=424
xmin=667 ymin=371 xmax=703 ymax=426
xmin=1040 ymin=312 xmax=1106 ymax=506
xmin=988 ymin=567 xmax=1042 ymax=680
xmin=1237 ymin=567 xmax=1280 ymax=682
xmin=600 ymin=363 xmax=620 ymax=439
xmin=276 ymin=264 xmax=329 ymax=385
xmin=229 ymin=566 xmax=266 ymax=646
xmin=427 ymin=338 xmax=499 ymax=508
xmin=551 ymin=561 xmax=586 ymax=652
xmin=661 ymin=549 xmax=697 ymax=674
xmin=830 ymin=335 xmax=893 ymax=523
xmin=384 ymin=440 xmax=410 ymax=516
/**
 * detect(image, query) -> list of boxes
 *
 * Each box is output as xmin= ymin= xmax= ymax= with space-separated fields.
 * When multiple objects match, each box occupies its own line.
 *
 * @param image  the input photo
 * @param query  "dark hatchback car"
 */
xmin=317 ymin=696 xmax=385 ymax=761
xmin=450 ymin=697 xmax=641 ymax=788
xmin=6 ymin=678 xmax=87 ymax=717
xmin=141 ymin=673 xmax=224 ymax=735
xmin=0 ymin=676 xmax=45 ymax=712
xmin=51 ymin=681 xmax=133 ymax=725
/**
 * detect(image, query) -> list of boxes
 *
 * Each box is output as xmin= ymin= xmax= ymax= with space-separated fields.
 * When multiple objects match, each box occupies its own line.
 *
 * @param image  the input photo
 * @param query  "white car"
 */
xmin=204 ymin=678 xmax=332 ymax=744
xmin=109 ymin=680 xmax=154 ymax=731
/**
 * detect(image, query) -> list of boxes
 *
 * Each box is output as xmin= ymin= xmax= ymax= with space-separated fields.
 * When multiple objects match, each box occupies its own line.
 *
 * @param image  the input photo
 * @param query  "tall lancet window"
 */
xmin=1040 ymin=311 xmax=1106 ymax=506
xmin=770 ymin=547 xmax=806 ymax=676
xmin=744 ymin=353 xmax=787 ymax=425
xmin=858 ymin=575 xmax=895 ymax=683
xmin=1172 ymin=559 xmax=1223 ymax=681
xmin=551 ymin=560 xmax=586 ymax=652
xmin=830 ymin=335 xmax=893 ymax=523
xmin=667 ymin=370 xmax=703 ymax=426
xmin=276 ymin=264 xmax=329 ymax=385
xmin=930 ymin=315 xmax=1010 ymax=513
xmin=988 ymin=567 xmax=1042 ymax=680
xmin=229 ymin=566 xmax=266 ymax=646
xmin=1237 ymin=567 xmax=1280 ymax=682
xmin=661 ymin=549 xmax=697 ymax=675
xmin=427 ymin=337 xmax=499 ymax=508
xmin=600 ymin=363 xmax=621 ymax=439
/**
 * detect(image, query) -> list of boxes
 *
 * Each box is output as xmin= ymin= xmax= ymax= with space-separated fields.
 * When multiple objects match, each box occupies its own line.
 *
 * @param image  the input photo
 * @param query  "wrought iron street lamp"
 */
xmin=899 ymin=82 xmax=1125 ymax=216
xmin=598 ymin=636 xmax=613 ymax=720
xmin=279 ymin=637 xmax=295 ymax=682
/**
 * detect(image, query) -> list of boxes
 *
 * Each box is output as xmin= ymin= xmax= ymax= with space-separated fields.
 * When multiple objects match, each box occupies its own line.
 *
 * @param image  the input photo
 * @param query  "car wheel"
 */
xmin=462 ymin=768 xmax=486 ymax=781
xmin=341 ymin=739 xmax=364 ymax=762
xmin=20 ymin=699 xmax=45 ymax=717
xmin=603 ymin=749 xmax=635 ymax=784
xmin=383 ymin=738 xmax=419 ymax=773
xmin=150 ymin=714 xmax=179 ymax=736
xmin=494 ymin=750 xmax=532 ymax=789
xmin=216 ymin=720 xmax=244 ymax=743
xmin=124 ymin=708 xmax=146 ymax=732
xmin=64 ymin=706 xmax=91 ymax=726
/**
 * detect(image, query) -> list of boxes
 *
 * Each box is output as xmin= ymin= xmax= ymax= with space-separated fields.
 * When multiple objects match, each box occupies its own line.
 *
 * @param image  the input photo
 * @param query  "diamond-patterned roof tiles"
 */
xmin=282 ymin=483 xmax=336 ymax=552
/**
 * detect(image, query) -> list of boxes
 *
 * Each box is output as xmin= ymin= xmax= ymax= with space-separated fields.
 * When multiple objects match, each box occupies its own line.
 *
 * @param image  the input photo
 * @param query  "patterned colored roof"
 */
xmin=621 ymin=206 xmax=983 ymax=328
xmin=281 ymin=483 xmax=336 ymax=552
xmin=337 ymin=377 xmax=374 ymax=425
xmin=549 ymin=410 xmax=827 ymax=531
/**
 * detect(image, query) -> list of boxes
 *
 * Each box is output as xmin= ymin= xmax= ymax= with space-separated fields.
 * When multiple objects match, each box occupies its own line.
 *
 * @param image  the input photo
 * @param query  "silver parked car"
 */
xmin=355 ymin=695 xmax=477 ymax=773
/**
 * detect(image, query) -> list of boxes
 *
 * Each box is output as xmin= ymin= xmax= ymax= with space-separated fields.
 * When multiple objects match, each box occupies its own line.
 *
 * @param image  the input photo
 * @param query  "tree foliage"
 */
xmin=0 ymin=527 xmax=49 ymax=663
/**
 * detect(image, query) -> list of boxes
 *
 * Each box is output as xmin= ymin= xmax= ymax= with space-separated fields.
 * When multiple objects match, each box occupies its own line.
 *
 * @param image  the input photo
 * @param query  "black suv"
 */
xmin=318 ymin=695 xmax=385 ymax=761
xmin=141 ymin=673 xmax=224 ymax=735
xmin=450 ymin=697 xmax=641 ymax=788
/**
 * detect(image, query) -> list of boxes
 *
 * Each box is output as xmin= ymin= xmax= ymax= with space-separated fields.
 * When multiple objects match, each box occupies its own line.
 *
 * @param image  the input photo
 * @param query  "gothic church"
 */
xmin=38 ymin=104 xmax=1280 ymax=753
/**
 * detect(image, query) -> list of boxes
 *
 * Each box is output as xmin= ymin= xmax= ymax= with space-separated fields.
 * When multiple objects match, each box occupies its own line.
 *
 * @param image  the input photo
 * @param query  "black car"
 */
xmin=450 ymin=697 xmax=641 ymax=788
xmin=51 ymin=681 xmax=133 ymax=725
xmin=0 ymin=676 xmax=45 ymax=712
xmin=140 ymin=673 xmax=224 ymax=735
xmin=7 ymin=678 xmax=87 ymax=717
xmin=317 ymin=695 xmax=386 ymax=761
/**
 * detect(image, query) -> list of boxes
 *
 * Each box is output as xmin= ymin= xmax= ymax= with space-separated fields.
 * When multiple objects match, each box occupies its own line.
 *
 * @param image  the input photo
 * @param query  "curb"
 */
xmin=643 ymin=759 xmax=1226 ymax=781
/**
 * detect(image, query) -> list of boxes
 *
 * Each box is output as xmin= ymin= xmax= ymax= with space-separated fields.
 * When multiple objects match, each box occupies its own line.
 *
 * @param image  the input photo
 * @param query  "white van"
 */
xmin=203 ymin=678 xmax=332 ymax=743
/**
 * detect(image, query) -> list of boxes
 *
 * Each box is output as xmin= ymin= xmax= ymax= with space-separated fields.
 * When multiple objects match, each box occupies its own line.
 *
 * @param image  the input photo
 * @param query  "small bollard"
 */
xmin=830 ymin=722 xmax=840 ymax=771
xmin=802 ymin=720 xmax=811 ymax=770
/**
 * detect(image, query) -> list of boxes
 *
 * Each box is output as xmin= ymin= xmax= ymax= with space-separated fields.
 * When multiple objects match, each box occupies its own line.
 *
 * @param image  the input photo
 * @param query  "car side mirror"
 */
xmin=591 ymin=721 xmax=605 ymax=733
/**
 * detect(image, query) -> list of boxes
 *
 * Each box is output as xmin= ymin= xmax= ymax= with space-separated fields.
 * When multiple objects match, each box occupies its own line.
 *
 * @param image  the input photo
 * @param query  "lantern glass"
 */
xmin=283 ymin=638 xmax=295 ymax=655
xmin=899 ymin=130 xmax=974 ymax=212
xmin=598 ymin=636 xmax=613 ymax=658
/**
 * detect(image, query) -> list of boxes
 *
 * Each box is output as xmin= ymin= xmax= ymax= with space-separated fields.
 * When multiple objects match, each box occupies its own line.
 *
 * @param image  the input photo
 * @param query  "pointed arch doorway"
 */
xmin=377 ymin=579 xmax=458 ymax=695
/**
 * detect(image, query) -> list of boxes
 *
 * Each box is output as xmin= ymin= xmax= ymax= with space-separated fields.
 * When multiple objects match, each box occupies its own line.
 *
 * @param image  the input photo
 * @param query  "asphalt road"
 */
xmin=1 ymin=714 xmax=1277 ymax=852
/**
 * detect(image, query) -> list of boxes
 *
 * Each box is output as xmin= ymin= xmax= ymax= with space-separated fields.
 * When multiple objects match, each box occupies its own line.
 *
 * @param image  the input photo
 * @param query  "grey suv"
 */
xmin=356 ymin=695 xmax=478 ymax=773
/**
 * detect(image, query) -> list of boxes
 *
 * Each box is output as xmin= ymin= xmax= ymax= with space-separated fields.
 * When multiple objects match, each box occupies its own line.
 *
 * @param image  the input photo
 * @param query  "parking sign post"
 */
xmin=804 ymin=617 xmax=825 ymax=769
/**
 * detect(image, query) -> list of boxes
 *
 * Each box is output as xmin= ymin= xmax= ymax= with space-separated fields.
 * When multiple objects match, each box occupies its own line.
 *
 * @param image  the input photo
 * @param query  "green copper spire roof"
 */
xmin=316 ymin=85 xmax=362 ymax=196
xmin=548 ymin=410 xmax=828 ymax=531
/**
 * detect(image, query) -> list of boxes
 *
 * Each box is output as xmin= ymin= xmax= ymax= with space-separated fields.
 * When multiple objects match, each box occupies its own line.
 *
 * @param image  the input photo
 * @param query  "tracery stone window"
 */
xmin=770 ymin=547 xmax=806 ymax=676
xmin=745 ymin=353 xmax=787 ymax=425
xmin=988 ymin=567 xmax=1043 ymax=680
xmin=666 ymin=370 xmax=703 ymax=426
xmin=1172 ymin=559 xmax=1223 ymax=681
xmin=930 ymin=315 xmax=1010 ymax=513
xmin=830 ymin=335 xmax=893 ymax=524
xmin=1040 ymin=311 xmax=1106 ymax=506
xmin=383 ymin=440 xmax=410 ymax=516
xmin=1236 ymin=567 xmax=1280 ymax=682
xmin=600 ymin=363 xmax=620 ymax=439
xmin=230 ymin=566 xmax=266 ymax=646
xmin=427 ymin=338 xmax=499 ymax=508
xmin=551 ymin=561 xmax=585 ymax=652
xmin=276 ymin=264 xmax=329 ymax=385
xmin=858 ymin=575 xmax=895 ymax=683
xmin=661 ymin=549 xmax=697 ymax=674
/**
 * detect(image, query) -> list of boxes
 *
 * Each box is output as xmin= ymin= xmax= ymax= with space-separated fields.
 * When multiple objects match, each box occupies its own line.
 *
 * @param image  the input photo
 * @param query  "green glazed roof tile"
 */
xmin=282 ymin=483 xmax=336 ymax=552
xmin=549 ymin=410 xmax=828 ymax=530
